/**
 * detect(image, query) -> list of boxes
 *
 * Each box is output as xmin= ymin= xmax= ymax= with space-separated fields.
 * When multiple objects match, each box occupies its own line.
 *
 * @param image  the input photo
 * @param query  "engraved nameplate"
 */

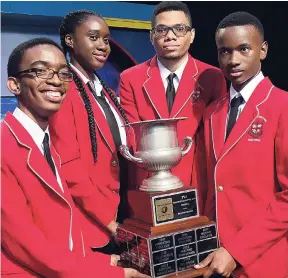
xmin=151 ymin=235 xmax=173 ymax=252
xmin=154 ymin=261 xmax=176 ymax=277
xmin=152 ymin=189 xmax=199 ymax=226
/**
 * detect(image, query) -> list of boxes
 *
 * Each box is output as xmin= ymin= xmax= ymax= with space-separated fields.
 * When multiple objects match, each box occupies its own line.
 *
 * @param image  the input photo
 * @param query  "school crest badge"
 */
xmin=191 ymin=84 xmax=203 ymax=104
xmin=248 ymin=117 xmax=266 ymax=139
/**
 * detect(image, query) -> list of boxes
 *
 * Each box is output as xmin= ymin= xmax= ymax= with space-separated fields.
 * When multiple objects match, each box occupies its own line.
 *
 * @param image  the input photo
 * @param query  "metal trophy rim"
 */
xmin=123 ymin=117 xmax=188 ymax=126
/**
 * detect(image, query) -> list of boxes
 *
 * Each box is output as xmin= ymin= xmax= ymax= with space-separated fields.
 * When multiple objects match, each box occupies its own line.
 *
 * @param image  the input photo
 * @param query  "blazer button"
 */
xmin=217 ymin=186 xmax=224 ymax=192
xmin=111 ymin=160 xmax=117 ymax=167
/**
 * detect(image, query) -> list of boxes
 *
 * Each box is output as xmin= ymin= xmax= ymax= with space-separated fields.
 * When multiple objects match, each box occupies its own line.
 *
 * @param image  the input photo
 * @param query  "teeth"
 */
xmin=44 ymin=91 xmax=61 ymax=97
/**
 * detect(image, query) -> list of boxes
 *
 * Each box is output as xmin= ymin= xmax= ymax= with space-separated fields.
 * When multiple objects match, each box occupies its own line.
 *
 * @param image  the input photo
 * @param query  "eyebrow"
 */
xmin=156 ymin=23 xmax=186 ymax=27
xmin=87 ymin=29 xmax=100 ymax=33
xmin=236 ymin=43 xmax=251 ymax=47
xmin=30 ymin=60 xmax=68 ymax=69
xmin=218 ymin=43 xmax=251 ymax=50
xmin=87 ymin=30 xmax=110 ymax=36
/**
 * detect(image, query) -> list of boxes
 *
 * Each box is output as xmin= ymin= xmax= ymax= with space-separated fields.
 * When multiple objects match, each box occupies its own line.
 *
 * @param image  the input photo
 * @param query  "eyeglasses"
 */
xmin=15 ymin=67 xmax=73 ymax=82
xmin=152 ymin=24 xmax=193 ymax=38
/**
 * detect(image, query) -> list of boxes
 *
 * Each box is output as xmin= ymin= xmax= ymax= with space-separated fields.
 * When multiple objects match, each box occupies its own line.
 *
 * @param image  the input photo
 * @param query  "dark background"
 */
xmin=129 ymin=1 xmax=288 ymax=91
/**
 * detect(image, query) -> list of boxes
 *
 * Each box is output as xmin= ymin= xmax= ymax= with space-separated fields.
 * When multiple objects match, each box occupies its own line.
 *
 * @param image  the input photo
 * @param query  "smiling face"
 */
xmin=150 ymin=11 xmax=194 ymax=62
xmin=7 ymin=44 xmax=69 ymax=124
xmin=67 ymin=15 xmax=111 ymax=74
xmin=216 ymin=25 xmax=268 ymax=91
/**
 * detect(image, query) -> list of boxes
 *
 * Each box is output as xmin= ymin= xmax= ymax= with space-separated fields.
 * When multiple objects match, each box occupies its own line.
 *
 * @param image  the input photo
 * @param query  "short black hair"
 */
xmin=152 ymin=1 xmax=192 ymax=28
xmin=216 ymin=11 xmax=264 ymax=40
xmin=7 ymin=37 xmax=62 ymax=77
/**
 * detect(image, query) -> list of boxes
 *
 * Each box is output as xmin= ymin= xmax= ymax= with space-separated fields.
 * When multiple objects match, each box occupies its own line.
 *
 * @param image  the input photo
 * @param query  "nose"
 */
xmin=165 ymin=28 xmax=177 ymax=40
xmin=46 ymin=72 xmax=62 ymax=86
xmin=228 ymin=51 xmax=241 ymax=67
xmin=97 ymin=38 xmax=108 ymax=51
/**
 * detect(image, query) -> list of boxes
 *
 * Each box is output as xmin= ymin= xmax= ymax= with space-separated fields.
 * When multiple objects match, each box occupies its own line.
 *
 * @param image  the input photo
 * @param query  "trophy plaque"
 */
xmin=119 ymin=118 xmax=218 ymax=277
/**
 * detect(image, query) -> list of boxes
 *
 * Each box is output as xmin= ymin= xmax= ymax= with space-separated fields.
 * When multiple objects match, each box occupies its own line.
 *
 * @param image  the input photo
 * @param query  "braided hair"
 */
xmin=94 ymin=71 xmax=129 ymax=125
xmin=59 ymin=10 xmax=129 ymax=162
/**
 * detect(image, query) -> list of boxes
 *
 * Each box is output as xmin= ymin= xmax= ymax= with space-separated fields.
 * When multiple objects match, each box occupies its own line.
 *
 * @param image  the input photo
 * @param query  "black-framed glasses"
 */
xmin=152 ymin=24 xmax=193 ymax=38
xmin=15 ymin=67 xmax=73 ymax=82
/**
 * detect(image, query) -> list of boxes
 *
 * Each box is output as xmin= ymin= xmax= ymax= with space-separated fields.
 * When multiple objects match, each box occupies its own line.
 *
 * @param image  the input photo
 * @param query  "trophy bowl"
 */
xmin=120 ymin=117 xmax=193 ymax=192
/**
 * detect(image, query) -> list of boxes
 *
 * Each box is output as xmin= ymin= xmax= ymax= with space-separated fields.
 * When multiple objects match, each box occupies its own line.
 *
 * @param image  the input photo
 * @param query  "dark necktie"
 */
xmin=43 ymin=133 xmax=56 ymax=176
xmin=166 ymin=73 xmax=176 ymax=114
xmin=88 ymin=81 xmax=122 ymax=150
xmin=226 ymin=95 xmax=244 ymax=140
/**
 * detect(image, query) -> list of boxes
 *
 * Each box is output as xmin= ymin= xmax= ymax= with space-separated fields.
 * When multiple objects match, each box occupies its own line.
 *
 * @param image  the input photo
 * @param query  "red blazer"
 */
xmin=119 ymin=54 xmax=226 ymax=213
xmin=203 ymin=78 xmax=288 ymax=278
xmin=49 ymin=79 xmax=132 ymax=247
xmin=1 ymin=112 xmax=124 ymax=277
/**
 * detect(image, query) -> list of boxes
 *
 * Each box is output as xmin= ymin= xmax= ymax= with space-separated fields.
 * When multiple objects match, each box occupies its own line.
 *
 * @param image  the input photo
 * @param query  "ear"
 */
xmin=7 ymin=77 xmax=21 ymax=97
xmin=190 ymin=28 xmax=195 ymax=44
xmin=260 ymin=41 xmax=268 ymax=61
xmin=149 ymin=31 xmax=154 ymax=46
xmin=65 ymin=34 xmax=73 ymax=49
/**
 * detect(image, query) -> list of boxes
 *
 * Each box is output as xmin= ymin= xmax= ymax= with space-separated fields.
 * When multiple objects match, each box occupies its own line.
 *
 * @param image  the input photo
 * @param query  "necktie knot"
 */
xmin=167 ymin=73 xmax=176 ymax=84
xmin=43 ymin=133 xmax=56 ymax=176
xmin=43 ymin=133 xmax=50 ymax=146
xmin=88 ymin=81 xmax=122 ymax=150
xmin=88 ymin=81 xmax=96 ymax=93
xmin=231 ymin=95 xmax=244 ymax=108
xmin=166 ymin=73 xmax=177 ymax=114
xmin=226 ymin=95 xmax=244 ymax=141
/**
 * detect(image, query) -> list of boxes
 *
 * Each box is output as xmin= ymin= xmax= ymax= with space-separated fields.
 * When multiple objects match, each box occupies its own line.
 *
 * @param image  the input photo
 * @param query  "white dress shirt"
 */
xmin=13 ymin=107 xmax=74 ymax=251
xmin=70 ymin=64 xmax=127 ymax=145
xmin=13 ymin=108 xmax=64 ymax=192
xmin=228 ymin=71 xmax=264 ymax=121
xmin=157 ymin=54 xmax=189 ymax=93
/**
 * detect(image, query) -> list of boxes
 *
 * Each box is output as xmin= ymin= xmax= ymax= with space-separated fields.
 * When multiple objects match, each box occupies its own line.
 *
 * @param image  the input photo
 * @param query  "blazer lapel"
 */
xmin=219 ymin=77 xmax=274 ymax=159
xmin=170 ymin=55 xmax=200 ymax=118
xmin=50 ymin=146 xmax=75 ymax=203
xmin=101 ymin=87 xmax=122 ymax=120
xmin=83 ymin=82 xmax=117 ymax=157
xmin=4 ymin=113 xmax=67 ymax=199
xmin=143 ymin=56 xmax=169 ymax=119
xmin=101 ymin=87 xmax=135 ymax=149
xmin=210 ymin=96 xmax=230 ymax=160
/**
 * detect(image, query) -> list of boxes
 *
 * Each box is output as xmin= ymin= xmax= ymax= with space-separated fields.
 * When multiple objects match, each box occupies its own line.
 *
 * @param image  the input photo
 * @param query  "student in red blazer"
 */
xmin=195 ymin=12 xmax=288 ymax=278
xmin=1 ymin=38 xmax=125 ymax=278
xmin=119 ymin=2 xmax=226 ymax=213
xmin=49 ymin=11 xmax=133 ymax=254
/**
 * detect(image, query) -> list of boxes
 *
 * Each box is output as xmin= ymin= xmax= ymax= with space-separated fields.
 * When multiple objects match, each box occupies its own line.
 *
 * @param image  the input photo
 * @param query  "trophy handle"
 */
xmin=180 ymin=136 xmax=193 ymax=156
xmin=119 ymin=145 xmax=143 ymax=164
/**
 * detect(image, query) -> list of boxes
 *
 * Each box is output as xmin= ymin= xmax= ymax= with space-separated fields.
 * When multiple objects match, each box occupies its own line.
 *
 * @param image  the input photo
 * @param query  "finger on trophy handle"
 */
xmin=119 ymin=145 xmax=143 ymax=164
xmin=180 ymin=136 xmax=193 ymax=156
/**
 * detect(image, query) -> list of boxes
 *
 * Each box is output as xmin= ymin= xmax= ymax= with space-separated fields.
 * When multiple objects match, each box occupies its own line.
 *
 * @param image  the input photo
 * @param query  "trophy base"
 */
xmin=128 ymin=189 xmax=199 ymax=226
xmin=140 ymin=170 xmax=184 ymax=192
xmin=116 ymin=217 xmax=217 ymax=278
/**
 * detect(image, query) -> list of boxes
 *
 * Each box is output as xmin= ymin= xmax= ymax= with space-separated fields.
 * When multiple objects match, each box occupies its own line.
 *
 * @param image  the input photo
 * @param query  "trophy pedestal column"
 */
xmin=116 ymin=189 xmax=218 ymax=278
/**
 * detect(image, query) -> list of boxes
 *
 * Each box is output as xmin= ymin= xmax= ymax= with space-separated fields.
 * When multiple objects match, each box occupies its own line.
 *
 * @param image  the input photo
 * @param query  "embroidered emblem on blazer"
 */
xmin=248 ymin=116 xmax=266 ymax=139
xmin=191 ymin=84 xmax=203 ymax=104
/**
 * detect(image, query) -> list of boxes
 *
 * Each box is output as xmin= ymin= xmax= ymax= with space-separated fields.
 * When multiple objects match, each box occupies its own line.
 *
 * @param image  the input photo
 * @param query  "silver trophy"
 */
xmin=120 ymin=117 xmax=193 ymax=192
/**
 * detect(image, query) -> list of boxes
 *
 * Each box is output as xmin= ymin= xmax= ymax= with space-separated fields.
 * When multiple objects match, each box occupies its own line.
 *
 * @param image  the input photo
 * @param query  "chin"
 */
xmin=45 ymin=104 xmax=62 ymax=114
xmin=162 ymin=53 xmax=182 ymax=60
xmin=92 ymin=61 xmax=105 ymax=70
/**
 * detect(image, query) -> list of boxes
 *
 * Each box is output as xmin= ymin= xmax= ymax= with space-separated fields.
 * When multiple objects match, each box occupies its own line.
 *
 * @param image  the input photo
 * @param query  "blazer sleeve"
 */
xmin=49 ymin=93 xmax=117 ymax=227
xmin=1 ymin=160 xmax=124 ymax=278
xmin=119 ymin=71 xmax=141 ymax=123
xmin=223 ymin=104 xmax=288 ymax=267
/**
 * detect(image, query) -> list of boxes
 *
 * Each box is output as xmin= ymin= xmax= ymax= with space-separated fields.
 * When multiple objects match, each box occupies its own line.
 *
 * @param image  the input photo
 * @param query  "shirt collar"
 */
xmin=69 ymin=63 xmax=102 ymax=94
xmin=157 ymin=54 xmax=189 ymax=82
xmin=230 ymin=71 xmax=264 ymax=103
xmin=13 ymin=107 xmax=49 ymax=149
